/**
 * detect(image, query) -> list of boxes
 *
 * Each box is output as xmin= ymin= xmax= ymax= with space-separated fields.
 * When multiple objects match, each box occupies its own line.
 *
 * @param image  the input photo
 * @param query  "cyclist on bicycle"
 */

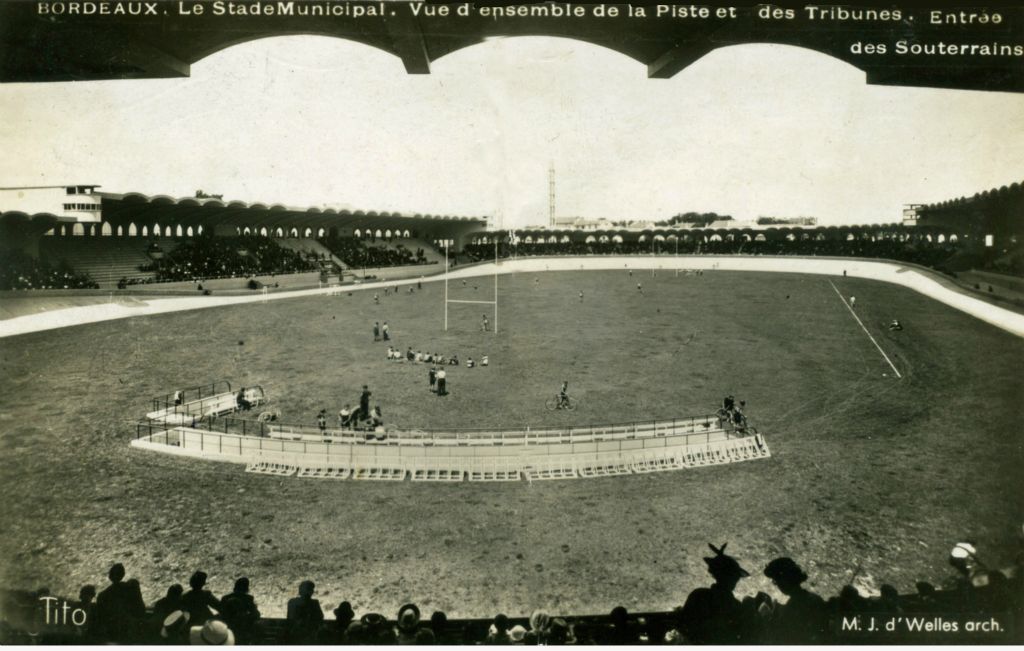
xmin=557 ymin=381 xmax=570 ymax=409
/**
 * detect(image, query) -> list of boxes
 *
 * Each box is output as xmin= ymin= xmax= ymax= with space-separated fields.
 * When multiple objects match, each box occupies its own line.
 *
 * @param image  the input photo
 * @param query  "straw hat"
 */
xmin=189 ymin=619 xmax=235 ymax=645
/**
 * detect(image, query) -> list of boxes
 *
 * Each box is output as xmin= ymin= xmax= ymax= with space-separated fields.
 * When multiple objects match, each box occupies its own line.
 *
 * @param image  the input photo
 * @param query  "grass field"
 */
xmin=1 ymin=269 xmax=1022 ymax=618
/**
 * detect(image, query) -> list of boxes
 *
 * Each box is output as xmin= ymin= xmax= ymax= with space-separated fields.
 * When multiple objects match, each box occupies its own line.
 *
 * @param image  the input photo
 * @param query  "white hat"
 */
xmin=509 ymin=624 xmax=528 ymax=642
xmin=160 ymin=610 xmax=189 ymax=639
xmin=950 ymin=542 xmax=977 ymax=559
xmin=189 ymin=619 xmax=235 ymax=645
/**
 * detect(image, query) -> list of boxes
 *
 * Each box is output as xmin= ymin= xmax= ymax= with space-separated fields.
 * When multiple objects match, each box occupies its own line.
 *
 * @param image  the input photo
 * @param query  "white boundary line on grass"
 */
xmin=828 ymin=279 xmax=903 ymax=379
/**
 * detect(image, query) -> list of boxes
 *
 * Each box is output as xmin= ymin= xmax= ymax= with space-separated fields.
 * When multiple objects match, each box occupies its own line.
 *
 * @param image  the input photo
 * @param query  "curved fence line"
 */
xmin=130 ymin=421 xmax=771 ymax=482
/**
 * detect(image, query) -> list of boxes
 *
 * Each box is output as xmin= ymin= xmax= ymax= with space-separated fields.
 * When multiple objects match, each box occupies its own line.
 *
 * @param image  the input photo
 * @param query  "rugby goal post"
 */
xmin=443 ymin=239 xmax=499 ymax=333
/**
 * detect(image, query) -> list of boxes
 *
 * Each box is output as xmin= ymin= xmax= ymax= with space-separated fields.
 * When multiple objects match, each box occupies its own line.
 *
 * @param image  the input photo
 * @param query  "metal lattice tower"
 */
xmin=548 ymin=163 xmax=556 ymax=227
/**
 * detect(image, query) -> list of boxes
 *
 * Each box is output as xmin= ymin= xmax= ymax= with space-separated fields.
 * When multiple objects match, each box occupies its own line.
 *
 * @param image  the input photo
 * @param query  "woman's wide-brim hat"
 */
xmin=189 ymin=619 xmax=235 ymax=646
xmin=703 ymin=542 xmax=750 ymax=579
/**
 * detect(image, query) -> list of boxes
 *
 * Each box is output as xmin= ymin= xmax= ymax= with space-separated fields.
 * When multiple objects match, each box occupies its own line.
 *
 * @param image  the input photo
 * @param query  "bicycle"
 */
xmin=545 ymin=394 xmax=578 ymax=411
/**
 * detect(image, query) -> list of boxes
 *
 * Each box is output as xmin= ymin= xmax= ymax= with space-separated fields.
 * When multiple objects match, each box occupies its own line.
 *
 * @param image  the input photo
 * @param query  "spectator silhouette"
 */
xmin=763 ymin=557 xmax=829 ymax=644
xmin=286 ymin=580 xmax=324 ymax=644
xmin=150 ymin=584 xmax=183 ymax=634
xmin=395 ymin=603 xmax=421 ymax=644
xmin=180 ymin=571 xmax=220 ymax=628
xmin=830 ymin=584 xmax=869 ymax=615
xmin=430 ymin=610 xmax=453 ymax=644
xmin=220 ymin=577 xmax=260 ymax=644
xmin=332 ymin=601 xmax=355 ymax=642
xmin=547 ymin=617 xmax=570 ymax=645
xmin=94 ymin=562 xmax=145 ymax=644
xmin=875 ymin=583 xmax=903 ymax=614
xmin=415 ymin=628 xmax=436 ymax=644
xmin=676 ymin=543 xmax=758 ymax=644
xmin=601 ymin=605 xmax=640 ymax=644
xmin=73 ymin=585 xmax=97 ymax=642
xmin=486 ymin=613 xmax=512 ymax=644
xmin=356 ymin=612 xmax=394 ymax=644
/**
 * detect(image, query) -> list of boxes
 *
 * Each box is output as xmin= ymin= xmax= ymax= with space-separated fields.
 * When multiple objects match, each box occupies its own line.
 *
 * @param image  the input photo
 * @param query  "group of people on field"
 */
xmin=316 ymin=385 xmax=384 ymax=433
xmin=720 ymin=395 xmax=748 ymax=429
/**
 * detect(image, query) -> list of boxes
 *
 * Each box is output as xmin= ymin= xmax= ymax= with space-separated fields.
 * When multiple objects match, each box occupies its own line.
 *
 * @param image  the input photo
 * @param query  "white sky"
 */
xmin=1 ymin=36 xmax=1022 ymax=229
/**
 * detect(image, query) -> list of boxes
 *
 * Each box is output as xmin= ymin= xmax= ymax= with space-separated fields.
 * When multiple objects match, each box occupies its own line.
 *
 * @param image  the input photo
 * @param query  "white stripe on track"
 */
xmin=828 ymin=280 xmax=902 ymax=379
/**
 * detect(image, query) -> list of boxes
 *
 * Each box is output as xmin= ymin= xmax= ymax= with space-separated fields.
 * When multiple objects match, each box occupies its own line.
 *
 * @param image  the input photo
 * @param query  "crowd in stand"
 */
xmin=461 ymin=237 xmax=963 ymax=271
xmin=140 ymin=235 xmax=321 ymax=283
xmin=4 ymin=230 xmax=1019 ymax=291
xmin=318 ymin=236 xmax=429 ymax=269
xmin=3 ymin=540 xmax=1020 ymax=645
xmin=0 ymin=249 xmax=98 ymax=290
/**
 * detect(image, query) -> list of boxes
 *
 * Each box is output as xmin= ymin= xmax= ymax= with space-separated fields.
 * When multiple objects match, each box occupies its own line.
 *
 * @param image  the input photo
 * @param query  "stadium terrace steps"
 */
xmin=40 ymin=236 xmax=160 ymax=286
xmin=277 ymin=238 xmax=345 ymax=270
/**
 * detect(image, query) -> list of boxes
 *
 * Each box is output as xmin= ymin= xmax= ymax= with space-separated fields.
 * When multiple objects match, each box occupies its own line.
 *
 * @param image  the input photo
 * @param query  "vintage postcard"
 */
xmin=0 ymin=1 xmax=1022 ymax=645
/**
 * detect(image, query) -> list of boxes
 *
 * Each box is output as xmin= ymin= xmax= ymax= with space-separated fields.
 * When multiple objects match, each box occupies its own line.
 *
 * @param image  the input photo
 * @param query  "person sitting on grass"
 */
xmin=888 ymin=319 xmax=903 ymax=331
xmin=467 ymin=357 xmax=475 ymax=368
xmin=338 ymin=405 xmax=354 ymax=429
xmin=369 ymin=405 xmax=384 ymax=428
xmin=732 ymin=401 xmax=748 ymax=429
xmin=236 ymin=388 xmax=253 ymax=411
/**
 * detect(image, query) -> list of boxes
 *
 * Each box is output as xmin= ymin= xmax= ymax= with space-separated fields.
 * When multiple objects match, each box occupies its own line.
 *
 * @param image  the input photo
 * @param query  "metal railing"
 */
xmin=263 ymin=413 xmax=726 ymax=443
xmin=150 ymin=380 xmax=232 ymax=413
xmin=132 ymin=421 xmax=768 ymax=473
xmin=148 ymin=385 xmax=265 ymax=420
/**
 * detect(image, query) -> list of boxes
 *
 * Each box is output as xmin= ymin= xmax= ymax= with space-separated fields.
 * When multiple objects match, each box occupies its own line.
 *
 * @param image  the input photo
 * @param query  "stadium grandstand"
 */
xmin=0 ymin=185 xmax=487 ymax=290
xmin=2 ymin=181 xmax=1021 ymax=296
xmin=460 ymin=180 xmax=1024 ymax=283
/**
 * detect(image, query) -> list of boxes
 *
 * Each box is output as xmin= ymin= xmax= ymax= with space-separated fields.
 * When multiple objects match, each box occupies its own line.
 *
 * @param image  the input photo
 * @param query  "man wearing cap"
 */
xmin=762 ymin=557 xmax=828 ymax=644
xmin=677 ymin=543 xmax=759 ymax=644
